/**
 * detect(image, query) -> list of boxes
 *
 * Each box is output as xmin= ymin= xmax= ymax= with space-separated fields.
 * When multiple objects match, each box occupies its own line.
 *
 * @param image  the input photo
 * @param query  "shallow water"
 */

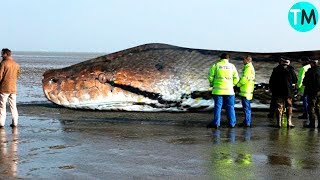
xmin=0 ymin=52 xmax=317 ymax=179
xmin=14 ymin=51 xmax=103 ymax=103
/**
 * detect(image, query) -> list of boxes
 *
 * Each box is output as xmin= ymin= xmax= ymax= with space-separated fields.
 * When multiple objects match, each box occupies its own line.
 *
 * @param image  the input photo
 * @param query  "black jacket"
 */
xmin=269 ymin=64 xmax=298 ymax=98
xmin=303 ymin=65 xmax=320 ymax=97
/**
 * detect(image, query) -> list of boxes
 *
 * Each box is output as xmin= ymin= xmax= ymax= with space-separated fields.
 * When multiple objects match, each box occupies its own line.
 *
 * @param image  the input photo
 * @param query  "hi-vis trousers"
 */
xmin=0 ymin=93 xmax=18 ymax=126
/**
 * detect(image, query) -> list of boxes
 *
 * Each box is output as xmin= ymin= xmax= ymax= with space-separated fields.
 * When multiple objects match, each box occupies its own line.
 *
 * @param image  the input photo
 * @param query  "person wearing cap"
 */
xmin=269 ymin=57 xmax=297 ymax=128
xmin=296 ymin=57 xmax=311 ymax=120
xmin=302 ymin=59 xmax=320 ymax=128
xmin=236 ymin=55 xmax=255 ymax=127
xmin=207 ymin=53 xmax=239 ymax=128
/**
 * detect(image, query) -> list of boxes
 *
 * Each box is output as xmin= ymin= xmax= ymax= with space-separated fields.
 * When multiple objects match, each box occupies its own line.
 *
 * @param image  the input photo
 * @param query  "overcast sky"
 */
xmin=0 ymin=0 xmax=319 ymax=53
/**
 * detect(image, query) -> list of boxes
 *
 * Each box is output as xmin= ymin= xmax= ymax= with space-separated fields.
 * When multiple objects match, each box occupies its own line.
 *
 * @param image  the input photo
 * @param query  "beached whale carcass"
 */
xmin=42 ymin=43 xmax=319 ymax=111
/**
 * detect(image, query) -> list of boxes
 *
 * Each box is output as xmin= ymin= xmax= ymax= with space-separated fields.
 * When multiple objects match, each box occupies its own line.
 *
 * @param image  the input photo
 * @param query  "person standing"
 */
xmin=267 ymin=60 xmax=281 ymax=119
xmin=0 ymin=48 xmax=20 ymax=128
xmin=207 ymin=53 xmax=239 ymax=128
xmin=303 ymin=59 xmax=320 ymax=128
xmin=296 ymin=57 xmax=311 ymax=120
xmin=269 ymin=57 xmax=297 ymax=128
xmin=237 ymin=55 xmax=255 ymax=127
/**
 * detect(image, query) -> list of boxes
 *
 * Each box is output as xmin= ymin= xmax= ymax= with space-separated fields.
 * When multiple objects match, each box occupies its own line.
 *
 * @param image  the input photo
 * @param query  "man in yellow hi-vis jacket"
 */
xmin=237 ymin=55 xmax=255 ymax=127
xmin=207 ymin=53 xmax=239 ymax=128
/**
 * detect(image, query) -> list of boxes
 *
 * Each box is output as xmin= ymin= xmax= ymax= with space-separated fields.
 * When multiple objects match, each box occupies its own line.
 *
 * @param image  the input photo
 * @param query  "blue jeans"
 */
xmin=211 ymin=95 xmax=236 ymax=127
xmin=302 ymin=96 xmax=309 ymax=118
xmin=241 ymin=97 xmax=252 ymax=126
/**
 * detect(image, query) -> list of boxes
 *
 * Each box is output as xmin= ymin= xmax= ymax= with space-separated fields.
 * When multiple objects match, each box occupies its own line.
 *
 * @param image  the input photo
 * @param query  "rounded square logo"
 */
xmin=288 ymin=2 xmax=318 ymax=32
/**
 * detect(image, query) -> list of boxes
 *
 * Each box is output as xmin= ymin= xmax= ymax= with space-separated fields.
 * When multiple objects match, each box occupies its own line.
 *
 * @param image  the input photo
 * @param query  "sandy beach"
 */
xmin=2 ymin=103 xmax=318 ymax=179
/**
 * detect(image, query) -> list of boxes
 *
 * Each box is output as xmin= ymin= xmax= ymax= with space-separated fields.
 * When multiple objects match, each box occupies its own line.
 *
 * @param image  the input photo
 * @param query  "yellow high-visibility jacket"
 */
xmin=237 ymin=62 xmax=255 ymax=100
xmin=208 ymin=59 xmax=239 ymax=95
xmin=297 ymin=64 xmax=311 ymax=96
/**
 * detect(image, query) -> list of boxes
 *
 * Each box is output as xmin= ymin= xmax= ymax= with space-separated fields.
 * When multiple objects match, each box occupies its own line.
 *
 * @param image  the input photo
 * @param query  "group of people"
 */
xmin=297 ymin=58 xmax=320 ymax=128
xmin=207 ymin=53 xmax=320 ymax=129
xmin=207 ymin=53 xmax=255 ymax=128
xmin=0 ymin=48 xmax=20 ymax=128
xmin=269 ymin=56 xmax=320 ymax=128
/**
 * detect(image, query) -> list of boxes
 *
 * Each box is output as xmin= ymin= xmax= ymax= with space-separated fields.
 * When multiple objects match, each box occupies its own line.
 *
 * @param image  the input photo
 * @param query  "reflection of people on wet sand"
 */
xmin=299 ymin=130 xmax=320 ymax=169
xmin=209 ymin=128 xmax=253 ymax=179
xmin=243 ymin=128 xmax=251 ymax=142
xmin=0 ymin=128 xmax=19 ymax=177
xmin=0 ymin=49 xmax=20 ymax=128
xmin=212 ymin=128 xmax=251 ymax=144
xmin=268 ymin=129 xmax=292 ymax=166
xmin=211 ymin=128 xmax=236 ymax=144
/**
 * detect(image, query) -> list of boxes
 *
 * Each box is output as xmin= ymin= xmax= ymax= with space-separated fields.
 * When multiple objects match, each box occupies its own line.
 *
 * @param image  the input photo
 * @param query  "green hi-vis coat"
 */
xmin=297 ymin=64 xmax=311 ymax=96
xmin=208 ymin=59 xmax=239 ymax=95
xmin=237 ymin=62 xmax=255 ymax=100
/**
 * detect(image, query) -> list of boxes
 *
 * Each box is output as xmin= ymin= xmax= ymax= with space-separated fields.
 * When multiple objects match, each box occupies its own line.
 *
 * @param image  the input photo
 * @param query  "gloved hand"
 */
xmin=234 ymin=86 xmax=240 ymax=94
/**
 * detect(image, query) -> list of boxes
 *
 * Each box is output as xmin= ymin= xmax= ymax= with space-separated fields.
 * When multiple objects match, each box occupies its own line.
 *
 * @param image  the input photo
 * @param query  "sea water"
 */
xmin=13 ymin=51 xmax=103 ymax=103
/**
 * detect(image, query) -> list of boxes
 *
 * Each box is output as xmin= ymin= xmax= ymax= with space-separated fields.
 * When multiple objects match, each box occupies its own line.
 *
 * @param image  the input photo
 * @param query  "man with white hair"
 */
xmin=237 ymin=55 xmax=255 ymax=127
xmin=269 ymin=57 xmax=297 ymax=128
xmin=303 ymin=59 xmax=320 ymax=128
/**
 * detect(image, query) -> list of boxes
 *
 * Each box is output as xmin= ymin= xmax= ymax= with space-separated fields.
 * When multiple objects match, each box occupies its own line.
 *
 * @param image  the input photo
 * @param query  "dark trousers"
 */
xmin=307 ymin=95 xmax=320 ymax=127
xmin=268 ymin=96 xmax=276 ymax=118
xmin=302 ymin=95 xmax=309 ymax=118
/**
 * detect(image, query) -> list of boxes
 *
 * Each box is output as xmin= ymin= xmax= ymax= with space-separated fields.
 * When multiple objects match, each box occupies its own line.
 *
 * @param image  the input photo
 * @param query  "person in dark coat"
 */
xmin=267 ymin=61 xmax=281 ymax=119
xmin=302 ymin=59 xmax=320 ymax=128
xmin=269 ymin=57 xmax=298 ymax=128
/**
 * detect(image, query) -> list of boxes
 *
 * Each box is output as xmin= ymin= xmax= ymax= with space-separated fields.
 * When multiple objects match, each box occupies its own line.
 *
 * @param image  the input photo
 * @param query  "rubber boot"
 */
xmin=287 ymin=115 xmax=295 ymax=128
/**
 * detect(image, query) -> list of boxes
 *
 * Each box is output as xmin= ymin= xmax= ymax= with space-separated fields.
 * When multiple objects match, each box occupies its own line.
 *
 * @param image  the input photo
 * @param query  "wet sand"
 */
xmin=0 ymin=103 xmax=318 ymax=179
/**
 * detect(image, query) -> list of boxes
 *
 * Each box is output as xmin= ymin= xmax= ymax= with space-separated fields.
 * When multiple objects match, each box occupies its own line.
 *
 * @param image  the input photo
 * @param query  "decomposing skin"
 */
xmin=42 ymin=43 xmax=320 ymax=111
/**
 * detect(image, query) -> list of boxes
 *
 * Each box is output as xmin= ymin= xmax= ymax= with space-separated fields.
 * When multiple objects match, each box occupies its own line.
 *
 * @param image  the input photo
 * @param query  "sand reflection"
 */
xmin=0 ymin=128 xmax=19 ymax=177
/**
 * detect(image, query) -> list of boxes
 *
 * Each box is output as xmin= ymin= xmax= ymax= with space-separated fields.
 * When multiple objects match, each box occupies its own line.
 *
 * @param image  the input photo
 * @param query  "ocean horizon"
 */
xmin=13 ymin=51 xmax=104 ymax=104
